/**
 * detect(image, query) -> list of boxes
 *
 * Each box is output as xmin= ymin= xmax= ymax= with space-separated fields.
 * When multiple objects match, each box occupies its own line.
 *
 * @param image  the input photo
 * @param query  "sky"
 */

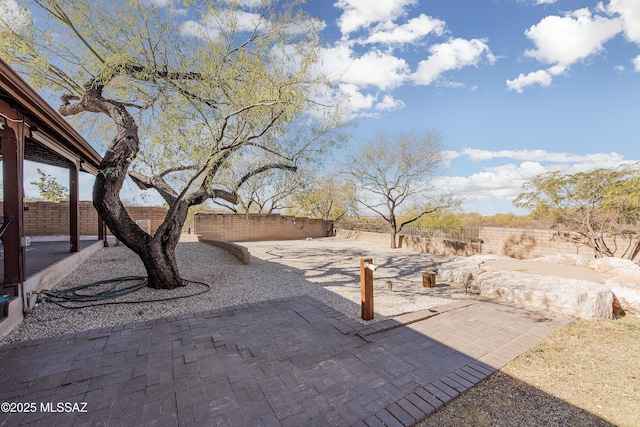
xmin=3 ymin=0 xmax=640 ymax=215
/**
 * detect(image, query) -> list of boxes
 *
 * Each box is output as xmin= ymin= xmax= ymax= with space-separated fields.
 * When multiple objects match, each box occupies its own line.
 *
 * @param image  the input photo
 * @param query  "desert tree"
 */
xmin=30 ymin=168 xmax=68 ymax=201
xmin=341 ymin=132 xmax=449 ymax=248
xmin=513 ymin=164 xmax=640 ymax=261
xmin=210 ymin=147 xmax=315 ymax=214
xmin=290 ymin=172 xmax=356 ymax=232
xmin=1 ymin=0 xmax=344 ymax=288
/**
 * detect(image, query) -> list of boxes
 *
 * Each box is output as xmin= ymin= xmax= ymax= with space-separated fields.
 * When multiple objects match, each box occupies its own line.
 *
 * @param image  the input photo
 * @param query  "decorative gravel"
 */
xmin=1 ymin=237 xmax=468 ymax=345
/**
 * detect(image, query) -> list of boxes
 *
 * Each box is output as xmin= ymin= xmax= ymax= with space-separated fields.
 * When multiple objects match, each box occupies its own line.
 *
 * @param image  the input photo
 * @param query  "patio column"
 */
xmin=98 ymin=214 xmax=105 ymax=241
xmin=69 ymin=160 xmax=80 ymax=252
xmin=0 ymin=119 xmax=25 ymax=297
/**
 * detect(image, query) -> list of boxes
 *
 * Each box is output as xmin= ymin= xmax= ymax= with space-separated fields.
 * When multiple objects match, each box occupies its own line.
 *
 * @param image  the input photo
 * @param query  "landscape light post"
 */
xmin=360 ymin=258 xmax=376 ymax=321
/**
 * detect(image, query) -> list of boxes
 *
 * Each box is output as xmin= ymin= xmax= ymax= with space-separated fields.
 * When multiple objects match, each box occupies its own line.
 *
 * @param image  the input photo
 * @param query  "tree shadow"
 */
xmin=503 ymin=231 xmax=537 ymax=259
xmin=0 ymin=238 xmax=621 ymax=426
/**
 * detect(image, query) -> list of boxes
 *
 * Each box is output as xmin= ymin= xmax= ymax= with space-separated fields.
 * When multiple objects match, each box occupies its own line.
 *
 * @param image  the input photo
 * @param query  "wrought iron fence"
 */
xmin=400 ymin=224 xmax=480 ymax=242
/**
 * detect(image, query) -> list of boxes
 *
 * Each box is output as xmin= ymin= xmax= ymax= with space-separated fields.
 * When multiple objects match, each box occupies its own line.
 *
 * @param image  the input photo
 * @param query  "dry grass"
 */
xmin=419 ymin=316 xmax=640 ymax=427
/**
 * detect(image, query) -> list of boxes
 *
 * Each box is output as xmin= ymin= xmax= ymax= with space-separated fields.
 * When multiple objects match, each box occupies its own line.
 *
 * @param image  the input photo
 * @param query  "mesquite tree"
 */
xmin=1 ymin=0 xmax=342 ymax=288
xmin=513 ymin=165 xmax=640 ymax=261
xmin=342 ymin=132 xmax=449 ymax=248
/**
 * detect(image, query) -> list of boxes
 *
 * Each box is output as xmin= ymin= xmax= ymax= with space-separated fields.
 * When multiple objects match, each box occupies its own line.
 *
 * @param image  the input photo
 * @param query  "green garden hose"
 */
xmin=39 ymin=276 xmax=210 ymax=309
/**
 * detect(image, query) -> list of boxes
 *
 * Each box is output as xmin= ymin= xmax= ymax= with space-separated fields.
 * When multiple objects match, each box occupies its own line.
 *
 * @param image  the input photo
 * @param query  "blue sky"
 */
xmin=4 ymin=0 xmax=640 ymax=215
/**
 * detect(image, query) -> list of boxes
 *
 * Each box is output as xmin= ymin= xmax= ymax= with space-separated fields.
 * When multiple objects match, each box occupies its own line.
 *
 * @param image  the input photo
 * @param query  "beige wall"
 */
xmin=194 ymin=213 xmax=331 ymax=241
xmin=478 ymin=227 xmax=587 ymax=259
xmin=1 ymin=201 xmax=169 ymax=236
xmin=337 ymin=227 xmax=632 ymax=260
xmin=6 ymin=201 xmax=631 ymax=258
xmin=335 ymin=230 xmax=481 ymax=257
xmin=2 ymin=201 xmax=332 ymax=241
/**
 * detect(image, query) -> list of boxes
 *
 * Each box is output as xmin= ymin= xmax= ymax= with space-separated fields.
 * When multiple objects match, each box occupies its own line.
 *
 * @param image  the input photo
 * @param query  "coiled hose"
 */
xmin=39 ymin=276 xmax=210 ymax=309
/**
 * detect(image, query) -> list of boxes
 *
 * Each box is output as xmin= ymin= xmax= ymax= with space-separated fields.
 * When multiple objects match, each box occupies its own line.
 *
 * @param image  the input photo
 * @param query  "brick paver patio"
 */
xmin=0 ymin=297 xmax=571 ymax=426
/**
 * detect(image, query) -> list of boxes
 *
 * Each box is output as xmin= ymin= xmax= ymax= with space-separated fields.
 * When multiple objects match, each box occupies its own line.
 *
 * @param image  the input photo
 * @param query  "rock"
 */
xmin=436 ymin=254 xmax=511 ymax=287
xmin=588 ymin=258 xmax=640 ymax=316
xmin=532 ymin=254 xmax=592 ymax=266
xmin=476 ymin=270 xmax=615 ymax=320
xmin=603 ymin=275 xmax=640 ymax=316
xmin=589 ymin=257 xmax=640 ymax=275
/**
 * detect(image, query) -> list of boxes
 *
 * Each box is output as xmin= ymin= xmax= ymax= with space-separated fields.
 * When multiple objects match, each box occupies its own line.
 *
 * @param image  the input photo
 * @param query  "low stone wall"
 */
xmin=198 ymin=237 xmax=250 ymax=264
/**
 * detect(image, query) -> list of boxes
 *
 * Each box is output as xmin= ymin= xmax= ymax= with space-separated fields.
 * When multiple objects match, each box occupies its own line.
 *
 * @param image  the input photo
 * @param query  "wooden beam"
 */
xmin=69 ymin=161 xmax=80 ymax=252
xmin=1 ymin=123 xmax=25 ymax=297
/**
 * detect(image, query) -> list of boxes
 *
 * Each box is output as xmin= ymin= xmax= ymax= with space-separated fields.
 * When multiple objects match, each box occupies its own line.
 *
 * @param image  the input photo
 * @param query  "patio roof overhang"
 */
xmin=1 ymin=57 xmax=104 ymax=313
xmin=0 ymin=57 xmax=102 ymax=173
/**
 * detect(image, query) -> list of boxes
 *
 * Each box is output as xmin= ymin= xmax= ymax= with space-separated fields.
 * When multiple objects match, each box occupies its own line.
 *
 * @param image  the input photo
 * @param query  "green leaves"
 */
xmin=30 ymin=168 xmax=68 ymax=201
xmin=513 ymin=163 xmax=640 ymax=259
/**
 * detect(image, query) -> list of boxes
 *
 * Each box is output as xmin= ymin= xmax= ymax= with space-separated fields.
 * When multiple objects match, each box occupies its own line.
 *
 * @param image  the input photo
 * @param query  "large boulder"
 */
xmin=532 ymin=254 xmax=592 ymax=266
xmin=436 ymin=254 xmax=510 ymax=286
xmin=590 ymin=258 xmax=640 ymax=316
xmin=589 ymin=257 xmax=640 ymax=276
xmin=476 ymin=271 xmax=615 ymax=320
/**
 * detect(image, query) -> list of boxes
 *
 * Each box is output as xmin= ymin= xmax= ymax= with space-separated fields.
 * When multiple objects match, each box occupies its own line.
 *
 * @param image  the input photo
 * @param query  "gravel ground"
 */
xmin=1 ymin=237 xmax=468 ymax=345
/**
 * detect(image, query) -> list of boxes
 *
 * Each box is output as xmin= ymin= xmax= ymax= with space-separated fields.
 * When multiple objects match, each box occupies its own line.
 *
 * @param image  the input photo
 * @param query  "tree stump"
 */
xmin=422 ymin=271 xmax=436 ymax=288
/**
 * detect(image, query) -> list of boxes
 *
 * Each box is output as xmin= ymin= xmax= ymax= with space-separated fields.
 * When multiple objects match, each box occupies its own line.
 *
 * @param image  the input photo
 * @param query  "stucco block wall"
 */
xmin=335 ymin=230 xmax=480 ymax=257
xmin=477 ymin=227 xmax=628 ymax=259
xmin=337 ymin=227 xmax=630 ymax=260
xmin=1 ymin=201 xmax=169 ymax=236
xmin=194 ymin=213 xmax=330 ymax=241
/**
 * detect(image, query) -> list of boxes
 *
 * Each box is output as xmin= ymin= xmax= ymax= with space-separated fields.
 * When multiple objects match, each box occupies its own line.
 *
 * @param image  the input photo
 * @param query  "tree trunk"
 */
xmin=78 ymin=84 xmax=190 ymax=290
xmin=390 ymin=227 xmax=397 ymax=249
xmin=142 ymin=202 xmax=189 ymax=288
xmin=139 ymin=231 xmax=184 ymax=289
xmin=95 ymin=176 xmax=189 ymax=289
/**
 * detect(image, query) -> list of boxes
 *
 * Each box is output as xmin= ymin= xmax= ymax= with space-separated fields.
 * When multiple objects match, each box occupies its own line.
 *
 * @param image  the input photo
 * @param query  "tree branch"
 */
xmin=235 ymin=163 xmax=297 ymax=191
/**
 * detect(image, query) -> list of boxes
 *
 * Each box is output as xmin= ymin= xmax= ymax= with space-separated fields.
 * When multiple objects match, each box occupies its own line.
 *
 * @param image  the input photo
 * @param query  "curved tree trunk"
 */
xmin=80 ymin=81 xmax=188 ymax=289
xmin=139 ymin=202 xmax=189 ymax=289
xmin=94 ymin=173 xmax=189 ymax=289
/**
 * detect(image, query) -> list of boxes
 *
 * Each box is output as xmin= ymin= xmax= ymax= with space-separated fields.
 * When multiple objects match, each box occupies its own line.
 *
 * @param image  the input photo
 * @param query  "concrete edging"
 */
xmin=198 ymin=237 xmax=250 ymax=264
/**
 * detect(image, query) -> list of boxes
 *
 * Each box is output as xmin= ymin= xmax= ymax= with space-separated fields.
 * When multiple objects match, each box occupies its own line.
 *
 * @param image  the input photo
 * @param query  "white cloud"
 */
xmin=143 ymin=0 xmax=173 ymax=6
xmin=605 ymin=0 xmax=640 ymax=44
xmin=320 ymin=44 xmax=410 ymax=90
xmin=0 ymin=0 xmax=30 ymax=29
xmin=375 ymin=95 xmax=404 ymax=111
xmin=339 ymin=83 xmax=376 ymax=111
xmin=365 ymin=14 xmax=445 ymax=45
xmin=181 ymin=10 xmax=269 ymax=39
xmin=436 ymin=163 xmax=542 ymax=202
xmin=437 ymin=149 xmax=632 ymax=212
xmin=334 ymin=0 xmax=417 ymax=35
xmin=633 ymin=55 xmax=640 ymax=71
xmin=506 ymin=69 xmax=553 ymax=92
xmin=534 ymin=0 xmax=558 ymax=4
xmin=461 ymin=148 xmax=626 ymax=164
xmin=440 ymin=150 xmax=461 ymax=167
xmin=508 ymin=7 xmax=623 ymax=92
xmin=225 ymin=0 xmax=265 ymax=7
xmin=524 ymin=8 xmax=621 ymax=66
xmin=413 ymin=38 xmax=494 ymax=85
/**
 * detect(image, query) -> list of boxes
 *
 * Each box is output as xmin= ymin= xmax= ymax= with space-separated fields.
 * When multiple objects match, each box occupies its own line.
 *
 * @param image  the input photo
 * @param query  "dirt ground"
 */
xmin=418 ymin=258 xmax=639 ymax=427
xmin=418 ymin=315 xmax=640 ymax=427
xmin=482 ymin=259 xmax=611 ymax=283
